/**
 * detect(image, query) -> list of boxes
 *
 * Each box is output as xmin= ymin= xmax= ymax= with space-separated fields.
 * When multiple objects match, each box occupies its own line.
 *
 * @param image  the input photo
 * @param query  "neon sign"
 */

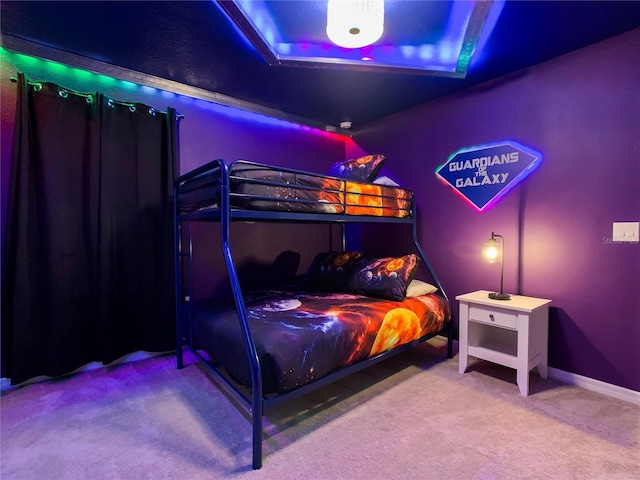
xmin=436 ymin=141 xmax=542 ymax=211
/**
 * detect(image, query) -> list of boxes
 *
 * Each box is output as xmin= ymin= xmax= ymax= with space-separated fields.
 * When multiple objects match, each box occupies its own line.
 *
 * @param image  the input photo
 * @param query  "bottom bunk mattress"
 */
xmin=191 ymin=290 xmax=451 ymax=395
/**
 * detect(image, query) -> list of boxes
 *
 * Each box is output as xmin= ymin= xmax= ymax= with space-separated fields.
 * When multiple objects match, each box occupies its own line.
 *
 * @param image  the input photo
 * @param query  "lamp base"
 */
xmin=488 ymin=292 xmax=511 ymax=301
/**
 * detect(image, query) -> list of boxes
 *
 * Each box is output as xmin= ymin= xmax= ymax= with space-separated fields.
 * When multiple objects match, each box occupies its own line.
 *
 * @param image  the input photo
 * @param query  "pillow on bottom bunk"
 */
xmin=303 ymin=251 xmax=364 ymax=292
xmin=304 ymin=252 xmax=420 ymax=301
xmin=406 ymin=279 xmax=438 ymax=297
xmin=347 ymin=254 xmax=419 ymax=301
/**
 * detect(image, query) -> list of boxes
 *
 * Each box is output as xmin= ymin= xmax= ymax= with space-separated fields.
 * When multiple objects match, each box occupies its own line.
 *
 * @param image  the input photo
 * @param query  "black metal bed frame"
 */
xmin=173 ymin=159 xmax=453 ymax=469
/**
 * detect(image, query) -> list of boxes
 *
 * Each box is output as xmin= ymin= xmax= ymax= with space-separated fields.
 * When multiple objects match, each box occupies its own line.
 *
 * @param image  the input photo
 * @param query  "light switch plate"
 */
xmin=612 ymin=222 xmax=639 ymax=243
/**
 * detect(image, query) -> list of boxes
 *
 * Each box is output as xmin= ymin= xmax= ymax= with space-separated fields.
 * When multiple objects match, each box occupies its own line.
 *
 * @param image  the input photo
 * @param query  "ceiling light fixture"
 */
xmin=215 ymin=0 xmax=503 ymax=76
xmin=326 ymin=0 xmax=384 ymax=49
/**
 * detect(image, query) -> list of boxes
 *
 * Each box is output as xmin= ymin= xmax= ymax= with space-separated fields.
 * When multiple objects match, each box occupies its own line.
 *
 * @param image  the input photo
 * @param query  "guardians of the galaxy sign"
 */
xmin=436 ymin=141 xmax=542 ymax=211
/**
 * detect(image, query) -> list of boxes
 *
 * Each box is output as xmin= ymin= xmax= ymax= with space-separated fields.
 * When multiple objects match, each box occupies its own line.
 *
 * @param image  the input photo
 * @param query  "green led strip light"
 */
xmin=1 ymin=37 xmax=351 ymax=136
xmin=1 ymin=47 xmax=139 ymax=90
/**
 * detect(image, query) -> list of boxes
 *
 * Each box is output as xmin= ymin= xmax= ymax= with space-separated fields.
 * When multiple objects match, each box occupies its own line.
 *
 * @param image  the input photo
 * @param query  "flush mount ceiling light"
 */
xmin=215 ymin=0 xmax=504 ymax=77
xmin=326 ymin=0 xmax=384 ymax=49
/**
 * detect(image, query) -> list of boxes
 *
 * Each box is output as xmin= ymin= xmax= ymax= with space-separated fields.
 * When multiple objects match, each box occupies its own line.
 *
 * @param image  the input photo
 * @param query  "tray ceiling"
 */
xmin=1 ymin=1 xmax=639 ymax=131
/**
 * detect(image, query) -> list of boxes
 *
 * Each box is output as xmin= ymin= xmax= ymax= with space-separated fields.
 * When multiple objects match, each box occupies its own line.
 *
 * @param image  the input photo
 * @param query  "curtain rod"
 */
xmin=10 ymin=75 xmax=184 ymax=119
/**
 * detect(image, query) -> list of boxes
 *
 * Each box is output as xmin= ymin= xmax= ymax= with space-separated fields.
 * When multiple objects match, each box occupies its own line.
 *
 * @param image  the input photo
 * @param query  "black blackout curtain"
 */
xmin=2 ymin=73 xmax=179 ymax=385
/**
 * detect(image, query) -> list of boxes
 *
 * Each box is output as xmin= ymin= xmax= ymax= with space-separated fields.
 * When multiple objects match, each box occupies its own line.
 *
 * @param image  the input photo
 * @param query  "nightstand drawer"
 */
xmin=468 ymin=306 xmax=516 ymax=329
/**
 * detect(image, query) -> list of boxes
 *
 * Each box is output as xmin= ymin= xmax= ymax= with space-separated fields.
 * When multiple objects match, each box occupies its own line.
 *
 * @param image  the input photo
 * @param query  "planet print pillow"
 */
xmin=327 ymin=154 xmax=386 ymax=183
xmin=347 ymin=254 xmax=419 ymax=301
xmin=303 ymin=251 xmax=364 ymax=292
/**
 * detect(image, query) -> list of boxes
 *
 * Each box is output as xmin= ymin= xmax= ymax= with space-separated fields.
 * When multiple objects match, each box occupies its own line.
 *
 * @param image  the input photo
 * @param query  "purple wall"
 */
xmin=351 ymin=29 xmax=640 ymax=391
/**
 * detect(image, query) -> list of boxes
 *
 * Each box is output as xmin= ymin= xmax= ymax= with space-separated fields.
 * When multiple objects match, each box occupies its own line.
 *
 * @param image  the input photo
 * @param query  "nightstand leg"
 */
xmin=459 ymin=352 xmax=468 ymax=374
xmin=517 ymin=369 xmax=529 ymax=396
xmin=538 ymin=307 xmax=549 ymax=379
xmin=458 ymin=304 xmax=469 ymax=374
xmin=537 ymin=363 xmax=548 ymax=379
xmin=517 ymin=315 xmax=530 ymax=396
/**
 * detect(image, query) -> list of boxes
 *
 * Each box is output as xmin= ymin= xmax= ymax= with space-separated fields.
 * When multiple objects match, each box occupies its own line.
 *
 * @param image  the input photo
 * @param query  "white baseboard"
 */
xmin=444 ymin=338 xmax=640 ymax=405
xmin=548 ymin=367 xmax=640 ymax=405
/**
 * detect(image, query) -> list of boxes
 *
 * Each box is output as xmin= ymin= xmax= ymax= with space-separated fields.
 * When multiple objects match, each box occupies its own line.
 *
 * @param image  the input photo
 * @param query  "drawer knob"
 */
xmin=489 ymin=314 xmax=495 ymax=321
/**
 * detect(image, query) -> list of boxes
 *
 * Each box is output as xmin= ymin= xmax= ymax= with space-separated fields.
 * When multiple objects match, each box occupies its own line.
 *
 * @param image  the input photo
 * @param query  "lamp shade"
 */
xmin=482 ymin=239 xmax=500 ymax=263
xmin=326 ymin=0 xmax=384 ymax=49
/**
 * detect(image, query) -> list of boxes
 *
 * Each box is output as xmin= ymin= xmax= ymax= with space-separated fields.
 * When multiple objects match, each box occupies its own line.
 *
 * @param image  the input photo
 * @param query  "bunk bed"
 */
xmin=173 ymin=158 xmax=453 ymax=469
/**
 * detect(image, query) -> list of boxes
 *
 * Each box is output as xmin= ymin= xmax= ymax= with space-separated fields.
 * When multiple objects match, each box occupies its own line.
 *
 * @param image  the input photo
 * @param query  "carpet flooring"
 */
xmin=1 ymin=339 xmax=638 ymax=479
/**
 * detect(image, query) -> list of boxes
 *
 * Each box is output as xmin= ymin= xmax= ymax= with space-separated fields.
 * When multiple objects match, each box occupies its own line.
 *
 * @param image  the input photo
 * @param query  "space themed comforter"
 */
xmin=192 ymin=290 xmax=451 ymax=394
xmin=228 ymin=162 xmax=412 ymax=218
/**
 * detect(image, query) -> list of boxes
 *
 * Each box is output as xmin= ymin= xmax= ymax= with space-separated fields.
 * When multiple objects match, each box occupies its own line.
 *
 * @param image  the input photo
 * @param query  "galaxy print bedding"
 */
xmin=192 ymin=290 xmax=450 ymax=394
xmin=229 ymin=162 xmax=412 ymax=218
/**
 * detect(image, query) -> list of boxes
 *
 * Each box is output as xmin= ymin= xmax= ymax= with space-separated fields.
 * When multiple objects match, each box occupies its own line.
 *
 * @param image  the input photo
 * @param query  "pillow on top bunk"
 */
xmin=327 ymin=154 xmax=385 ymax=183
xmin=347 ymin=254 xmax=419 ymax=301
xmin=304 ymin=251 xmax=364 ymax=292
xmin=405 ymin=279 xmax=438 ymax=297
xmin=373 ymin=176 xmax=400 ymax=187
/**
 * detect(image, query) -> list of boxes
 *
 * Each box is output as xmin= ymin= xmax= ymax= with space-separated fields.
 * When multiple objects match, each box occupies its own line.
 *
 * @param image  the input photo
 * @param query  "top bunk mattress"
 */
xmin=230 ymin=162 xmax=412 ymax=217
xmin=176 ymin=160 xmax=413 ymax=218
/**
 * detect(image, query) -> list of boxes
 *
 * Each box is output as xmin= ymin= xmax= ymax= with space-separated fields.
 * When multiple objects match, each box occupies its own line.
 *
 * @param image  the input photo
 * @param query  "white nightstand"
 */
xmin=457 ymin=290 xmax=552 ymax=396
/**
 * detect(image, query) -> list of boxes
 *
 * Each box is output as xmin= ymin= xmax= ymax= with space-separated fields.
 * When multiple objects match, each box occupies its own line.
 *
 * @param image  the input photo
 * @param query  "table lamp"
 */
xmin=482 ymin=232 xmax=511 ymax=300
